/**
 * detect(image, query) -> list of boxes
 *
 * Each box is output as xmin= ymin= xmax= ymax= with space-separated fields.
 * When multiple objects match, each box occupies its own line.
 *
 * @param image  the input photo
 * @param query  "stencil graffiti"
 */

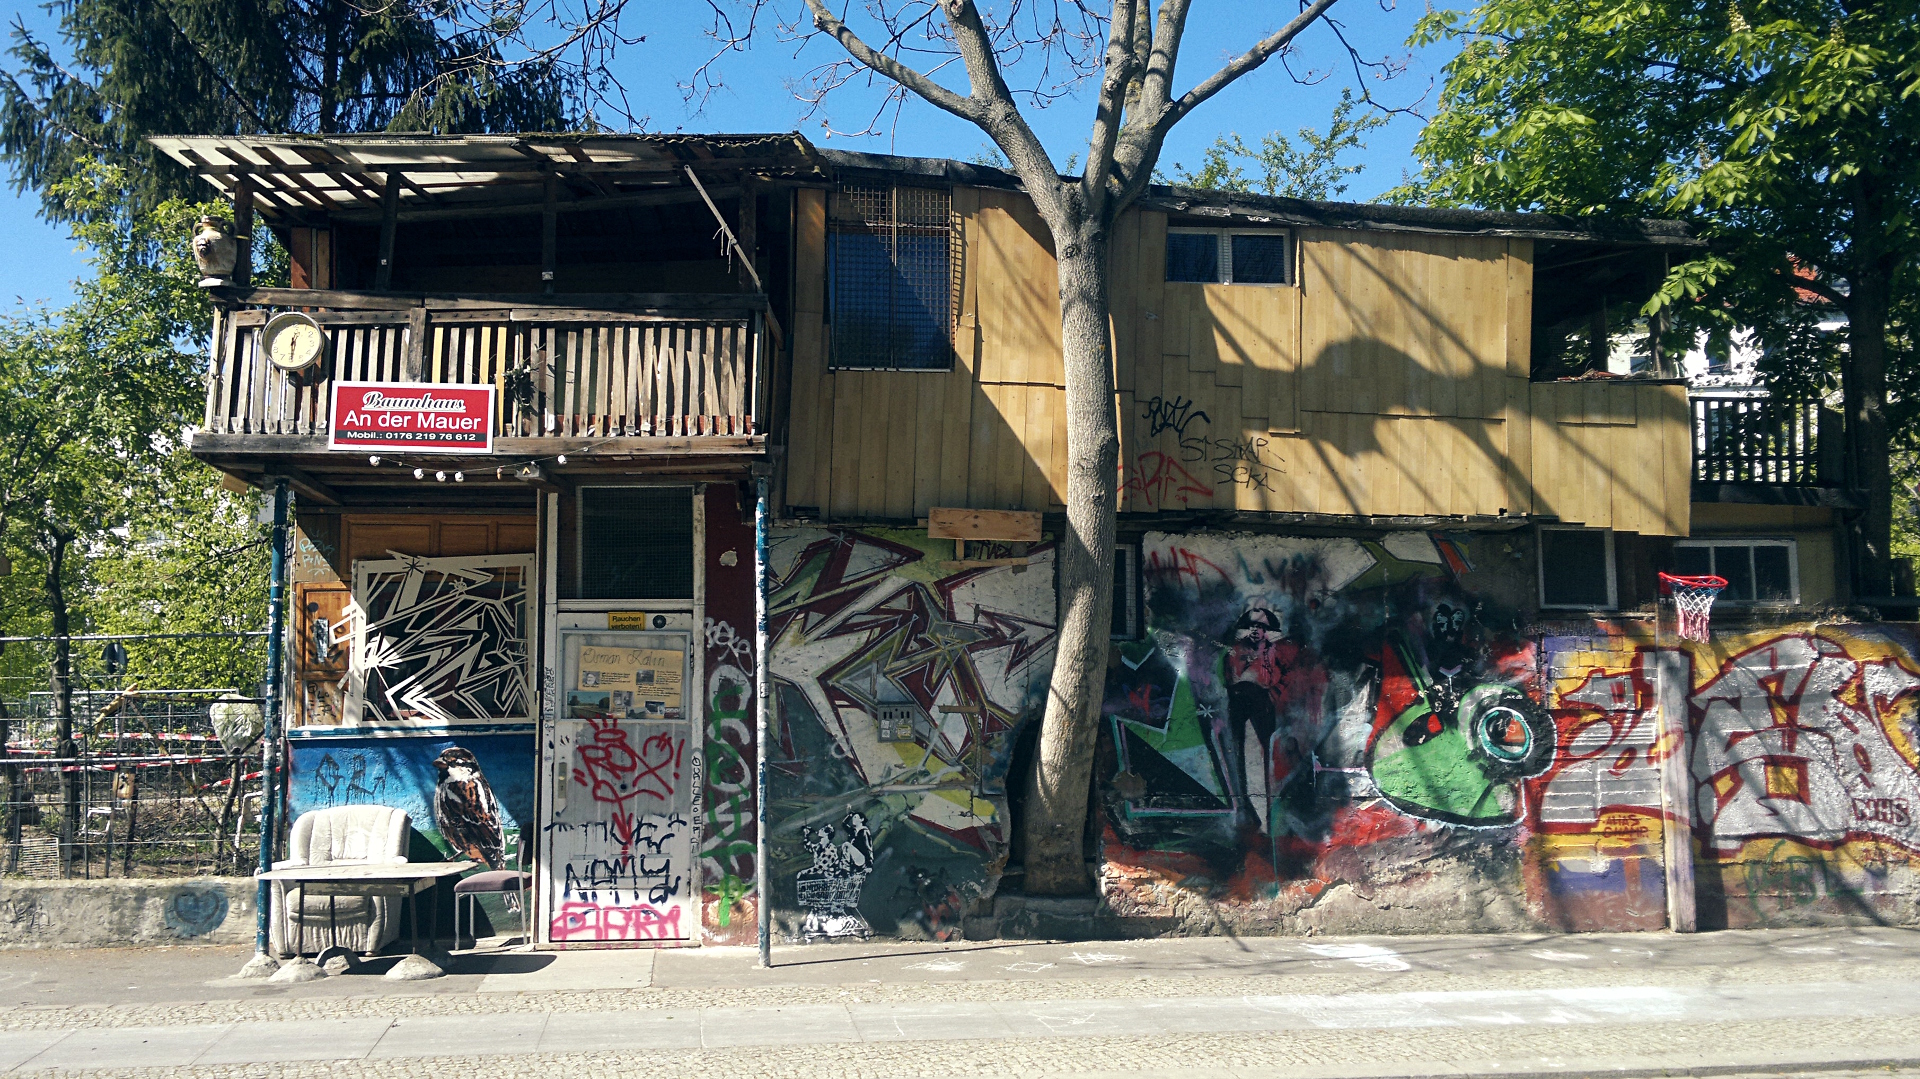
xmin=345 ymin=553 xmax=534 ymax=725
xmin=797 ymin=811 xmax=876 ymax=942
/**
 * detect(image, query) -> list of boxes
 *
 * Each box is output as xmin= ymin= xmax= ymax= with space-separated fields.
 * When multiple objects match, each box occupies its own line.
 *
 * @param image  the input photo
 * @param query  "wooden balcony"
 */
xmin=1691 ymin=390 xmax=1850 ymax=504
xmin=194 ymin=289 xmax=770 ymax=482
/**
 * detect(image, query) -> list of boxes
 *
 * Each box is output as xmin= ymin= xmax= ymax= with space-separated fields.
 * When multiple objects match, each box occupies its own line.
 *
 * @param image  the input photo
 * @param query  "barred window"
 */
xmin=829 ymin=183 xmax=957 ymax=370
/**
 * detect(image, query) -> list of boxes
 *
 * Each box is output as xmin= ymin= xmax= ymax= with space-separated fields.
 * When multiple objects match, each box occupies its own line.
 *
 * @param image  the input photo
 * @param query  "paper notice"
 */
xmin=576 ymin=645 xmax=683 ymax=709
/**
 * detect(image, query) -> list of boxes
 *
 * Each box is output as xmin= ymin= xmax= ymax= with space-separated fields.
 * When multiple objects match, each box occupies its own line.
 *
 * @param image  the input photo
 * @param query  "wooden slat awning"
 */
xmin=148 ymin=132 xmax=827 ymax=224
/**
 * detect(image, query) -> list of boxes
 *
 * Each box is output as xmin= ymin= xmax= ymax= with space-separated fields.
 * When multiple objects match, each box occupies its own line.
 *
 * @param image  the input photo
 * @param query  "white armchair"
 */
xmin=269 ymin=805 xmax=411 ymax=957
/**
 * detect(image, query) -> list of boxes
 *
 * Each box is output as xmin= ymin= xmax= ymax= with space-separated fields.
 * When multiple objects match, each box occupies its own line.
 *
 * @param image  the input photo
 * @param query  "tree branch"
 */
xmin=801 ymin=0 xmax=982 ymax=122
xmin=1159 ymin=0 xmax=1343 ymax=135
xmin=1080 ymin=0 xmax=1141 ymax=218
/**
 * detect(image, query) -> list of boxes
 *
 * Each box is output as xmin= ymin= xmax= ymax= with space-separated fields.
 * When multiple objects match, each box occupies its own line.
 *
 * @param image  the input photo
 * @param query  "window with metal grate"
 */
xmin=577 ymin=486 xmax=695 ymax=600
xmin=828 ymin=183 xmax=958 ymax=370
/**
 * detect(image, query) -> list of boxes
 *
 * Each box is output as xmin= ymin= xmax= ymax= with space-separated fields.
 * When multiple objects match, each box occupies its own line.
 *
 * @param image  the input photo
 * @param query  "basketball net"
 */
xmin=1659 ymin=572 xmax=1728 ymax=644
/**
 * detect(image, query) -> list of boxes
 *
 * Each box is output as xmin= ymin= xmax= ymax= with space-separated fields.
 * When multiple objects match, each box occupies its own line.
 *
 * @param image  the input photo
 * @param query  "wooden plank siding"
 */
xmin=778 ymin=190 xmax=1691 ymax=536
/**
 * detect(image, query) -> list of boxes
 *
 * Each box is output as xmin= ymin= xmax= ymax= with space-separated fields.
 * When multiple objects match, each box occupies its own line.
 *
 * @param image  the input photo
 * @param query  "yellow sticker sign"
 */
xmin=608 ymin=612 xmax=651 ymax=630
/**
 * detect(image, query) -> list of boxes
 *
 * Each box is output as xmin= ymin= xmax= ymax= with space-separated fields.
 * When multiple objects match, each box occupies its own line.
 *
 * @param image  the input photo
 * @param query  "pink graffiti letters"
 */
xmin=549 ymin=900 xmax=683 ymax=941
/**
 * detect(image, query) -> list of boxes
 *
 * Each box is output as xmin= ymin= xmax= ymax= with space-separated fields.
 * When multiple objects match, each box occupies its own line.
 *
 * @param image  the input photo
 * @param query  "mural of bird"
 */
xmin=431 ymin=746 xmax=505 ymax=869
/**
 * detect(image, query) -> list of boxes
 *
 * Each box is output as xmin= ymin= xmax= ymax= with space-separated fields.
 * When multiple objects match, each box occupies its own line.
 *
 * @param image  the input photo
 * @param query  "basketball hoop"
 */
xmin=1659 ymin=572 xmax=1728 ymax=643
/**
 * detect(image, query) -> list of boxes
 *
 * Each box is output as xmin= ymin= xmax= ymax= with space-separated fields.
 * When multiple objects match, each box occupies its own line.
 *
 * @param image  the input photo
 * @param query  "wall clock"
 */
xmin=263 ymin=311 xmax=326 ymax=374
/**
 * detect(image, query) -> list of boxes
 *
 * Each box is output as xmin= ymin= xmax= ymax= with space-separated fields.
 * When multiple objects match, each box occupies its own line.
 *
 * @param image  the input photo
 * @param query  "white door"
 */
xmin=542 ymin=628 xmax=698 ymax=943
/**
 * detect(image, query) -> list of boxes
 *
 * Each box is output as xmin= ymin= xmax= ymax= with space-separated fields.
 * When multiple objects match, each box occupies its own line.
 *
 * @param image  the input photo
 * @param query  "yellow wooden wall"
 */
xmin=783 ymin=187 xmax=1691 ymax=536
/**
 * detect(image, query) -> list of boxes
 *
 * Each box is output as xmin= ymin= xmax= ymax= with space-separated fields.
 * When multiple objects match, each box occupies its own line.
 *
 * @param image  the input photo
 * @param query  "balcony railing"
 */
xmin=1691 ymin=391 xmax=1839 ymax=487
xmin=204 ymin=291 xmax=766 ymax=444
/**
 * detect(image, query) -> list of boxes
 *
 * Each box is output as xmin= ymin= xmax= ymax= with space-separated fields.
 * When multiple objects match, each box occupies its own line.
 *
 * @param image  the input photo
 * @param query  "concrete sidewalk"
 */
xmin=7 ymin=927 xmax=1920 ymax=1077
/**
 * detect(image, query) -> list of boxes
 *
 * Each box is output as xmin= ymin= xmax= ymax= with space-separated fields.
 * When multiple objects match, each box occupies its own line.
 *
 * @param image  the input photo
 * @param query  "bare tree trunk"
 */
xmin=1021 ymin=220 xmax=1120 ymax=895
xmin=1847 ymin=265 xmax=1894 ymax=599
xmin=45 ymin=523 xmax=79 ymax=877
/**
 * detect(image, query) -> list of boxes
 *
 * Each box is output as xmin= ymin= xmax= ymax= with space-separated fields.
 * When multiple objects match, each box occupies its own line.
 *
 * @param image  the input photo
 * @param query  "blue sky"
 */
xmin=0 ymin=1 xmax=1458 ymax=309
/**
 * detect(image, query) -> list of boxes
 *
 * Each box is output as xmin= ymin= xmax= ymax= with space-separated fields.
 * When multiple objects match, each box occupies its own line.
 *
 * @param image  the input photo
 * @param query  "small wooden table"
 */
xmin=257 ymin=861 xmax=477 ymax=972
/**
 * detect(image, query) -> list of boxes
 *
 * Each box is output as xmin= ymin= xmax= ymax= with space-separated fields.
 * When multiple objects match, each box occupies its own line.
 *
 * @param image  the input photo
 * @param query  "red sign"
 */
xmin=328 ymin=381 xmax=495 ymax=454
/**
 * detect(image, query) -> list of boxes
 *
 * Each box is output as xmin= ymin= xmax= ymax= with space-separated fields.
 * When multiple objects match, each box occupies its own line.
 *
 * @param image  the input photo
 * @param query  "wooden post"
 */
xmin=375 ymin=175 xmax=399 ymax=291
xmin=736 ymin=177 xmax=758 ymax=292
xmin=1655 ymin=611 xmax=1698 ymax=932
xmin=405 ymin=307 xmax=427 ymax=381
xmin=541 ymin=173 xmax=558 ymax=294
xmin=233 ymin=174 xmax=256 ymax=289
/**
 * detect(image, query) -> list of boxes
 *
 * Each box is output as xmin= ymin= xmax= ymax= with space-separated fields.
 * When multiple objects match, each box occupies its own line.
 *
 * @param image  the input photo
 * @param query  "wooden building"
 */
xmin=161 ymin=132 xmax=1850 ymax=950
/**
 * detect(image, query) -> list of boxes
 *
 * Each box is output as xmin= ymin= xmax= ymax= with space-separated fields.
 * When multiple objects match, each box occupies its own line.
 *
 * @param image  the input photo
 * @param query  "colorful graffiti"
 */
xmin=765 ymin=527 xmax=1055 ymax=941
xmin=1682 ymin=628 xmax=1920 ymax=927
xmin=1100 ymin=530 xmax=1557 ymax=932
xmin=700 ymin=485 xmax=761 ymax=941
xmin=1103 ymin=546 xmax=1920 ymax=935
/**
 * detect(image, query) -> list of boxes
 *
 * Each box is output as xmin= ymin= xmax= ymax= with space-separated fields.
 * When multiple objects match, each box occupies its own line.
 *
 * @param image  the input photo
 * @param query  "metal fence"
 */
xmin=2 ymin=691 xmax=264 ymax=879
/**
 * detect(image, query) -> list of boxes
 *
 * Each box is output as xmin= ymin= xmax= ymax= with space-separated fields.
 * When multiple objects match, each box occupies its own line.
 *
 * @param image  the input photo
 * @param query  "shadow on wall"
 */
xmin=763 ymin=526 xmax=1057 ymax=943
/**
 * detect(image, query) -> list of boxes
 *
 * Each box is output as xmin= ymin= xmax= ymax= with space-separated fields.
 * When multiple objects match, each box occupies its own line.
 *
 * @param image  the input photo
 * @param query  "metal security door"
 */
xmin=543 ymin=629 xmax=698 ymax=944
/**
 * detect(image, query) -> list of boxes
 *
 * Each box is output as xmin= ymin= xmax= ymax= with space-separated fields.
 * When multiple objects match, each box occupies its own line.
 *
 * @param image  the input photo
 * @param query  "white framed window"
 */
xmin=1674 ymin=539 xmax=1799 ymax=605
xmin=1538 ymin=526 xmax=1617 ymax=609
xmin=1165 ymin=228 xmax=1293 ymax=285
xmin=1112 ymin=545 xmax=1141 ymax=639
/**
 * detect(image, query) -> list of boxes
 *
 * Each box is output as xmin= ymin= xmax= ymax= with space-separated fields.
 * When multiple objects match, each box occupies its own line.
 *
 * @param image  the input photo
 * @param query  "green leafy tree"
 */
xmin=1168 ymin=88 xmax=1388 ymax=199
xmin=1403 ymin=0 xmax=1920 ymax=597
xmin=1 ymin=0 xmax=631 ymax=227
xmin=0 ymin=164 xmax=267 ymax=869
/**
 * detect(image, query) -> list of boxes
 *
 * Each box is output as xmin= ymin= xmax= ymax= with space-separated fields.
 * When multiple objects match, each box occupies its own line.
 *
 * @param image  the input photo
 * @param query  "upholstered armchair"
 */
xmin=269 ymin=805 xmax=411 ymax=957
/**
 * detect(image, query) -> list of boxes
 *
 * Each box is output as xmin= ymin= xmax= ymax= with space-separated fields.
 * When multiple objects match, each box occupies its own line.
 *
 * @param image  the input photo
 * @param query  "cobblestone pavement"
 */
xmin=5 ymin=928 xmax=1920 ymax=1077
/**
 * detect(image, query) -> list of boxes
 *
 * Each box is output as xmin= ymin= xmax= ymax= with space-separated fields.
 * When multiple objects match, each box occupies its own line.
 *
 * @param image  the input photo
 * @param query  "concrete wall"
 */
xmin=0 ymin=878 xmax=254 ymax=949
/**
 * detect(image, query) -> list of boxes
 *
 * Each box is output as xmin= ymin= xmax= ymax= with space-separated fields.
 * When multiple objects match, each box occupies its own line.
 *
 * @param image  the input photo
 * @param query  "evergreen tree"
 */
xmin=2 ymin=0 xmax=618 ymax=226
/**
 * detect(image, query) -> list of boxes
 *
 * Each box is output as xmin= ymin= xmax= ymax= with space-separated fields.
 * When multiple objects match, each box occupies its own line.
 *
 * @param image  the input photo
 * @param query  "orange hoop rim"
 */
xmin=1659 ymin=572 xmax=1728 ymax=597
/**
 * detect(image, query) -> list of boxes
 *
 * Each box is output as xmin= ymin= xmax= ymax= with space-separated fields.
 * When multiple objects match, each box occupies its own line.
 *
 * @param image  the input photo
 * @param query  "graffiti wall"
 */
xmin=1095 ymin=527 xmax=1920 ymax=934
xmin=1685 ymin=625 xmax=1920 ymax=928
xmin=1099 ymin=530 xmax=1555 ymax=934
xmin=700 ymin=485 xmax=760 ymax=942
xmin=765 ymin=527 xmax=1055 ymax=942
xmin=1524 ymin=632 xmax=1668 ymax=931
xmin=288 ymin=731 xmax=536 ymax=932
